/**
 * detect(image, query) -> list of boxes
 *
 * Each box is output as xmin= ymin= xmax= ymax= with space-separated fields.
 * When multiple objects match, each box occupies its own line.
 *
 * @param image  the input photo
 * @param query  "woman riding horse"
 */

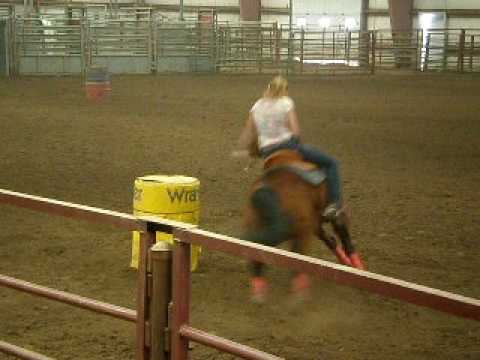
xmin=234 ymin=75 xmax=364 ymax=302
xmin=236 ymin=75 xmax=342 ymax=220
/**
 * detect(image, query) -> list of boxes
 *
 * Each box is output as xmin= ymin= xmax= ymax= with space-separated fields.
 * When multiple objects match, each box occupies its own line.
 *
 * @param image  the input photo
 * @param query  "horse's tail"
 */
xmin=244 ymin=185 xmax=291 ymax=247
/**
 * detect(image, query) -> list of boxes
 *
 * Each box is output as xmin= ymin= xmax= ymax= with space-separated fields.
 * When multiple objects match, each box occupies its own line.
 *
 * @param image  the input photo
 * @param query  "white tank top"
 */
xmin=250 ymin=96 xmax=294 ymax=149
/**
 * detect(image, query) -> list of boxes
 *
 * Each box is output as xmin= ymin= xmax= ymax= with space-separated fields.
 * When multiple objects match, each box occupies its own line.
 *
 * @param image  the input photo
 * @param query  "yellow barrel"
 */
xmin=131 ymin=175 xmax=201 ymax=271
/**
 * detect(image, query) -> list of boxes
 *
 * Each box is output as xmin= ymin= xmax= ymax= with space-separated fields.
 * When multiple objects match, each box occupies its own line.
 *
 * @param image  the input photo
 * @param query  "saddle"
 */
xmin=263 ymin=149 xmax=326 ymax=186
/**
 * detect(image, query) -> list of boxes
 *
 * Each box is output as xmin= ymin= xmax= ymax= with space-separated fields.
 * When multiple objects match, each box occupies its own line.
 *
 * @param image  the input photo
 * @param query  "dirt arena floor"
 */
xmin=0 ymin=73 xmax=479 ymax=360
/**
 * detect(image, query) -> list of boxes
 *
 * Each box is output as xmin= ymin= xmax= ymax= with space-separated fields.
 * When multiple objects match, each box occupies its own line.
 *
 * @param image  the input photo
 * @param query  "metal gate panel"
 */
xmin=88 ymin=20 xmax=152 ymax=74
xmin=155 ymin=21 xmax=215 ymax=73
xmin=15 ymin=18 xmax=83 ymax=75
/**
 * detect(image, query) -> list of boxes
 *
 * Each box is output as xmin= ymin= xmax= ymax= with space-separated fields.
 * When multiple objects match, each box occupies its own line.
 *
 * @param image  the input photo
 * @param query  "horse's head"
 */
xmin=263 ymin=149 xmax=304 ymax=170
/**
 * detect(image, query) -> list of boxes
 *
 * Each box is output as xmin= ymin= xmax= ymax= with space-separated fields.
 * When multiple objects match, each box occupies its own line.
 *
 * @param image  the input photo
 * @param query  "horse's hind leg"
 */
xmin=318 ymin=227 xmax=352 ymax=266
xmin=332 ymin=214 xmax=365 ymax=269
xmin=290 ymin=232 xmax=315 ymax=298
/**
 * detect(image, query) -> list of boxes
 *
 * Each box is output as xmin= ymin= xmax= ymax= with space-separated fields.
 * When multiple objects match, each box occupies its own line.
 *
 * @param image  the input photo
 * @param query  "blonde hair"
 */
xmin=263 ymin=75 xmax=288 ymax=98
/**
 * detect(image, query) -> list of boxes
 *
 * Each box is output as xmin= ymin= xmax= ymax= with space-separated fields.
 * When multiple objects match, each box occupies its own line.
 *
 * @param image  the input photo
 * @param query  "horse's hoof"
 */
xmin=335 ymin=245 xmax=352 ymax=266
xmin=290 ymin=273 xmax=312 ymax=304
xmin=291 ymin=273 xmax=310 ymax=293
xmin=250 ymin=277 xmax=268 ymax=303
xmin=349 ymin=253 xmax=365 ymax=270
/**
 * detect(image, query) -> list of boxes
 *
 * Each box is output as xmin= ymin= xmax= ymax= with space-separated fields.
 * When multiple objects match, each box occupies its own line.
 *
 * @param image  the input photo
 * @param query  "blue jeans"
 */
xmin=260 ymin=137 xmax=341 ymax=207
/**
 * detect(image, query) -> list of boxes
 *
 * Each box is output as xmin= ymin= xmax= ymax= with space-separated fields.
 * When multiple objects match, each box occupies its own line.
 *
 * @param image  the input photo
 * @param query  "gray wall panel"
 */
xmin=157 ymin=57 xmax=189 ymax=72
xmin=93 ymin=56 xmax=151 ymax=74
xmin=19 ymin=56 xmax=82 ymax=75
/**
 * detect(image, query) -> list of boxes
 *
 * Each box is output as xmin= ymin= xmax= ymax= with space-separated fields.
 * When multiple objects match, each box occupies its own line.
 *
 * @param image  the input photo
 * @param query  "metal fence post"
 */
xmin=424 ymin=33 xmax=431 ymax=71
xmin=469 ymin=35 xmax=475 ymax=72
xmin=458 ymin=29 xmax=466 ymax=73
xmin=80 ymin=19 xmax=86 ymax=77
xmin=171 ymin=229 xmax=191 ymax=360
xmin=370 ymin=31 xmax=376 ymax=74
xmin=299 ymin=28 xmax=304 ymax=74
xmin=415 ymin=29 xmax=422 ymax=71
xmin=150 ymin=241 xmax=173 ymax=360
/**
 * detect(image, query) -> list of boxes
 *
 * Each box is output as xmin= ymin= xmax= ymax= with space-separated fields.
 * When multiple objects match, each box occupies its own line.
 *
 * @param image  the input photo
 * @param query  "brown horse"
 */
xmin=243 ymin=149 xmax=364 ymax=301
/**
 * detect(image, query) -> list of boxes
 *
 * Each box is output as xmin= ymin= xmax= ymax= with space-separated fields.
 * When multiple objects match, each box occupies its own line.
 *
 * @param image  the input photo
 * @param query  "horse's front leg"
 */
xmin=248 ymin=261 xmax=268 ymax=303
xmin=331 ymin=213 xmax=365 ymax=270
xmin=317 ymin=226 xmax=352 ymax=266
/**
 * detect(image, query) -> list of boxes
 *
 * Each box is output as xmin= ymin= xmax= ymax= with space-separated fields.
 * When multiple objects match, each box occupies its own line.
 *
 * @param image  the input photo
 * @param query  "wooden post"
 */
xmin=136 ymin=230 xmax=155 ymax=360
xmin=150 ymin=242 xmax=173 ymax=360
xmin=171 ymin=230 xmax=191 ymax=360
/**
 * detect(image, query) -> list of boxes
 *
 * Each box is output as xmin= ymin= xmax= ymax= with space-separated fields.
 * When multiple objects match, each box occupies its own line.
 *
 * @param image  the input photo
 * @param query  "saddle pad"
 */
xmin=265 ymin=165 xmax=327 ymax=186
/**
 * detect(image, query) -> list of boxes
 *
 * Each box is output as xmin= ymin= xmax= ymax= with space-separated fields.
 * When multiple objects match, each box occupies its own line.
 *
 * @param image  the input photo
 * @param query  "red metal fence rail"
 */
xmin=0 ymin=274 xmax=136 ymax=322
xmin=175 ymin=228 xmax=480 ymax=321
xmin=0 ymin=340 xmax=54 ymax=360
xmin=1 ymin=188 xmax=479 ymax=360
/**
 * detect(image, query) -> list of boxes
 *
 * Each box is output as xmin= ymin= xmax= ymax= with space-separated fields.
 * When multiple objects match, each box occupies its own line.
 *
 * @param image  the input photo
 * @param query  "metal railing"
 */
xmin=0 ymin=188 xmax=479 ymax=360
xmin=215 ymin=22 xmax=282 ymax=72
xmin=0 ymin=7 xmax=12 ymax=19
xmin=373 ymin=29 xmax=423 ymax=70
xmin=423 ymin=28 xmax=480 ymax=72
xmin=154 ymin=21 xmax=215 ymax=72
xmin=13 ymin=17 xmax=85 ymax=75
xmin=87 ymin=19 xmax=153 ymax=73
xmin=6 ymin=14 xmax=480 ymax=75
